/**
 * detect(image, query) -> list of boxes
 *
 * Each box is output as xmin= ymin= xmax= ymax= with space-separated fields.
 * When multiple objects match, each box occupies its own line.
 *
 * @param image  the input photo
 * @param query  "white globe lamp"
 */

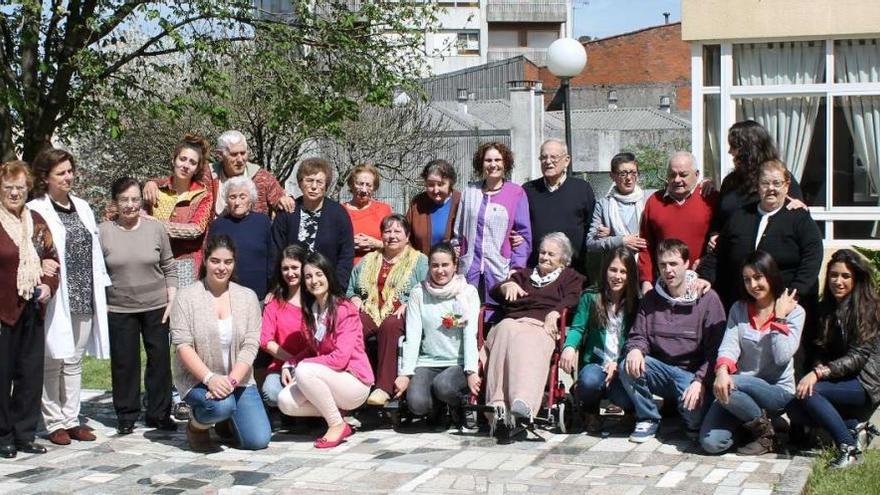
xmin=547 ymin=38 xmax=587 ymax=175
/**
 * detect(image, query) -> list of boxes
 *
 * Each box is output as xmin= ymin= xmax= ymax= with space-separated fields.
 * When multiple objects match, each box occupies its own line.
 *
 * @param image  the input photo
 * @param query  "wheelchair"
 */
xmin=466 ymin=304 xmax=579 ymax=443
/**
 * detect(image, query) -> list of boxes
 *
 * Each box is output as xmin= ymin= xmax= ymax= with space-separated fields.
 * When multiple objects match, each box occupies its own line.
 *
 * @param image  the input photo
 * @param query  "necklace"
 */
xmin=483 ymin=180 xmax=504 ymax=193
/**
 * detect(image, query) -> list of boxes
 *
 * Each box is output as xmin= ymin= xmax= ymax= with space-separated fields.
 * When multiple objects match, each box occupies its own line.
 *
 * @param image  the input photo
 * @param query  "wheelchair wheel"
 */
xmin=556 ymin=394 xmax=577 ymax=434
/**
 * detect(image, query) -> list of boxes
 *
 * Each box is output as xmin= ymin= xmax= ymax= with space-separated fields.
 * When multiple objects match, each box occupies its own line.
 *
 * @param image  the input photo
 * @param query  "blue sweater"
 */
xmin=208 ymin=212 xmax=273 ymax=300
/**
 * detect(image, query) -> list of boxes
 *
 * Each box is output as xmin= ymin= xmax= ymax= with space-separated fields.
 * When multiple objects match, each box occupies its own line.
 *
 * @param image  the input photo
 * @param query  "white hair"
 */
xmin=217 ymin=130 xmax=248 ymax=154
xmin=667 ymin=151 xmax=698 ymax=171
xmin=221 ymin=175 xmax=258 ymax=212
xmin=541 ymin=138 xmax=569 ymax=156
xmin=540 ymin=232 xmax=573 ymax=266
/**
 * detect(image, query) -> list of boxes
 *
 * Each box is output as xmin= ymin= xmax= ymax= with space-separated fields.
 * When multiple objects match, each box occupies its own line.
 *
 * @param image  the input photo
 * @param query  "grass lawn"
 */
xmin=82 ymin=346 xmax=147 ymax=391
xmin=806 ymin=449 xmax=880 ymax=494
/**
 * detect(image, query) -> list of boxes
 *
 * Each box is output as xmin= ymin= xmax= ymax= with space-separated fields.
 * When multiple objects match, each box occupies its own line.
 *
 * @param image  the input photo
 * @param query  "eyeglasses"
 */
xmin=614 ymin=171 xmax=638 ymax=178
xmin=759 ymin=180 xmax=787 ymax=188
xmin=1 ymin=185 xmax=26 ymax=193
xmin=539 ymin=154 xmax=567 ymax=162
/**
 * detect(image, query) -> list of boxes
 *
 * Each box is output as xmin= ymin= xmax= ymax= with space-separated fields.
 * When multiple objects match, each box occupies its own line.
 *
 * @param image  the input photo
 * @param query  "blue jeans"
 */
xmin=787 ymin=377 xmax=869 ymax=446
xmin=575 ymin=363 xmax=633 ymax=413
xmin=261 ymin=373 xmax=284 ymax=407
xmin=700 ymin=375 xmax=793 ymax=454
xmin=618 ymin=356 xmax=706 ymax=431
xmin=184 ymin=385 xmax=272 ymax=450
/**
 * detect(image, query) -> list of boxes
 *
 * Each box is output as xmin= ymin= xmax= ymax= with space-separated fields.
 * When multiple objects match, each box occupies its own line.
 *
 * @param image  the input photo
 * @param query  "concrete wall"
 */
xmin=544 ymin=128 xmax=691 ymax=173
xmin=566 ymin=83 xmax=690 ymax=113
xmin=682 ymin=0 xmax=880 ymax=41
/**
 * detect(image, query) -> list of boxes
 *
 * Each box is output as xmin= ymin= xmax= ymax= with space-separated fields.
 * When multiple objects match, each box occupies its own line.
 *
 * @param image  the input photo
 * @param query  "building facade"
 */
xmin=683 ymin=0 xmax=880 ymax=244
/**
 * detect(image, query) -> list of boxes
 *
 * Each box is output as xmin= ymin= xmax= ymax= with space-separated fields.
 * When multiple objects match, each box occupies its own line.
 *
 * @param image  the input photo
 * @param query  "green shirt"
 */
xmin=563 ymin=291 xmax=631 ymax=367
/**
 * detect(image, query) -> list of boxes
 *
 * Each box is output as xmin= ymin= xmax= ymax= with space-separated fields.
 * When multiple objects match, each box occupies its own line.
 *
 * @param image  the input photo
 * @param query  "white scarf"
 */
xmin=0 ymin=206 xmax=42 ymax=300
xmin=654 ymin=270 xmax=701 ymax=305
xmin=606 ymin=184 xmax=645 ymax=237
xmin=529 ymin=267 xmax=562 ymax=288
xmin=422 ymin=274 xmax=473 ymax=327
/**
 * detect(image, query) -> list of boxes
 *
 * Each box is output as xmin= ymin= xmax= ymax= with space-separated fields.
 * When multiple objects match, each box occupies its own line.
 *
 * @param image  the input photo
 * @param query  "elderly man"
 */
xmin=144 ymin=130 xmax=295 ymax=216
xmin=522 ymin=138 xmax=595 ymax=272
xmin=638 ymin=152 xmax=717 ymax=294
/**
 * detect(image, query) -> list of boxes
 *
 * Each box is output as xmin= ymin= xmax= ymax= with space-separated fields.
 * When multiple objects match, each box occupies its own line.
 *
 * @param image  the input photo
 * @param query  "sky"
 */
xmin=573 ymin=0 xmax=682 ymax=40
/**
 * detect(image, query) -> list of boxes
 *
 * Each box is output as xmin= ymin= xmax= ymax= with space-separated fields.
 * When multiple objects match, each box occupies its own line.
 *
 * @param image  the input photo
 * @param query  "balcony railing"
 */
xmin=486 ymin=0 xmax=568 ymax=23
xmin=487 ymin=47 xmax=548 ymax=66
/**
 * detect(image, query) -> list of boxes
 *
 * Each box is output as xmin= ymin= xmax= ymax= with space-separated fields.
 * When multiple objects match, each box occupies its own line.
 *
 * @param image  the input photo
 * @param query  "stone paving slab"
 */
xmin=0 ymin=390 xmax=813 ymax=494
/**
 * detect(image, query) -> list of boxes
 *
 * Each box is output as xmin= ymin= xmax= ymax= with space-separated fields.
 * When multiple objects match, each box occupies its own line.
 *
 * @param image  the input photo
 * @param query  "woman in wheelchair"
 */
xmin=346 ymin=214 xmax=428 ymax=407
xmin=560 ymin=247 xmax=639 ymax=434
xmin=393 ymin=242 xmax=481 ymax=423
xmin=788 ymin=249 xmax=880 ymax=469
xmin=699 ymin=251 xmax=803 ymax=456
xmin=484 ymin=232 xmax=584 ymax=430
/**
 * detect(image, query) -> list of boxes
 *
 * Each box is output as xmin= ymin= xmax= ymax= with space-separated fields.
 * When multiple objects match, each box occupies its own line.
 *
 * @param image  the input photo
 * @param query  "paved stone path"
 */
xmin=0 ymin=390 xmax=812 ymax=495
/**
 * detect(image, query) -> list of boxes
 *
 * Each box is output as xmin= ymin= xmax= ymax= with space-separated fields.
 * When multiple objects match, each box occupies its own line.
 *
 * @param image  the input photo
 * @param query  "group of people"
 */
xmin=0 ymin=121 xmax=876 ymax=470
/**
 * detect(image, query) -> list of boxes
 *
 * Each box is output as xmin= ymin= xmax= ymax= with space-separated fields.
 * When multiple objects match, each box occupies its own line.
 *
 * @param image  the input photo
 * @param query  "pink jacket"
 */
xmin=260 ymin=299 xmax=309 ymax=373
xmin=301 ymin=300 xmax=375 ymax=386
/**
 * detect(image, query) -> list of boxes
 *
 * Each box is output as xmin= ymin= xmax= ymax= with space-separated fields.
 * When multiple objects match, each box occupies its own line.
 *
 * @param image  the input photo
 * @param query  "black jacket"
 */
xmin=808 ymin=314 xmax=880 ymax=406
xmin=698 ymin=199 xmax=823 ymax=310
xmin=271 ymin=196 xmax=354 ymax=288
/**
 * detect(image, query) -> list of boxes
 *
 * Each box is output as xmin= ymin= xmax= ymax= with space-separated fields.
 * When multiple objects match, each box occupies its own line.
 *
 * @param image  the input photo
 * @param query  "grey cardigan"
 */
xmin=170 ymin=281 xmax=262 ymax=398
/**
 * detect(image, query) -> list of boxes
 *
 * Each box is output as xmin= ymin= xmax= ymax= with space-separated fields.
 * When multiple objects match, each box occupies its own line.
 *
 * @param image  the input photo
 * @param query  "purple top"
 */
xmin=455 ymin=181 xmax=531 ymax=305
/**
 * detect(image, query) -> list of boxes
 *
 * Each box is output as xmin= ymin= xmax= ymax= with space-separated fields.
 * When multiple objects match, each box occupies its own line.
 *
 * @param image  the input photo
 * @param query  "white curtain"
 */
xmin=734 ymin=42 xmax=825 ymax=180
xmin=836 ymin=39 xmax=880 ymax=237
xmin=704 ymin=94 xmax=721 ymax=183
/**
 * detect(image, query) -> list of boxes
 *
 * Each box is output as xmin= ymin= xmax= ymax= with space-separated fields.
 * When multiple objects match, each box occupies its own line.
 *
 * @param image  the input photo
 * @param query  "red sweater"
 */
xmin=638 ymin=185 xmax=717 ymax=283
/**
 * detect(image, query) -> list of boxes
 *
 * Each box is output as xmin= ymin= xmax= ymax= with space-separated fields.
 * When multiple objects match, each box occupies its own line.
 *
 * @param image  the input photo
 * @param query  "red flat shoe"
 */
xmin=314 ymin=423 xmax=353 ymax=449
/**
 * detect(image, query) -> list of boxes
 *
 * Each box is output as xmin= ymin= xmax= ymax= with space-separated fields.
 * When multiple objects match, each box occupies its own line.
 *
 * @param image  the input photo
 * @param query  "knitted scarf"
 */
xmin=422 ymin=274 xmax=473 ymax=328
xmin=358 ymin=245 xmax=422 ymax=326
xmin=0 ymin=205 xmax=42 ymax=299
xmin=606 ymin=184 xmax=645 ymax=237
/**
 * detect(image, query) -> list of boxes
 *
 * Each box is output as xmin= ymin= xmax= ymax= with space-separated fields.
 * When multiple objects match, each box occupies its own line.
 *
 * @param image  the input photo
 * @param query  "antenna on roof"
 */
xmin=663 ymin=12 xmax=671 ymax=24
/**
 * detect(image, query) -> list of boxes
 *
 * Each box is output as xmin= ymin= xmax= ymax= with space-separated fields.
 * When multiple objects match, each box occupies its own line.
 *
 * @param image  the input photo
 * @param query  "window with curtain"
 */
xmin=836 ymin=39 xmax=880 ymax=237
xmin=733 ymin=42 xmax=826 ymax=181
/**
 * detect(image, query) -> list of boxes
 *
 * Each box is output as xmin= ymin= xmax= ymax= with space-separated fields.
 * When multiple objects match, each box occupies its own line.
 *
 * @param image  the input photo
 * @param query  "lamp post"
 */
xmin=547 ymin=38 xmax=587 ymax=175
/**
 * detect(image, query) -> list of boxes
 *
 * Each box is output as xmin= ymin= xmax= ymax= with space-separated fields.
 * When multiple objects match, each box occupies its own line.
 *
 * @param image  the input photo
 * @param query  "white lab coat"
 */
xmin=27 ymin=195 xmax=111 ymax=360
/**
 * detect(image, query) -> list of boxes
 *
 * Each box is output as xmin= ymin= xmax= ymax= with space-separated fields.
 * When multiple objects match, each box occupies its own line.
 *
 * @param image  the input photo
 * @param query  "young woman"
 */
xmin=405 ymin=159 xmax=461 ymax=255
xmin=700 ymin=250 xmax=803 ymax=455
xmin=170 ymin=235 xmax=270 ymax=452
xmin=788 ymin=249 xmax=880 ymax=469
xmin=394 ymin=242 xmax=480 ymax=422
xmin=276 ymin=252 xmax=374 ymax=449
xmin=260 ymin=245 xmax=309 ymax=407
xmin=146 ymin=133 xmax=214 ymax=286
xmin=560 ymin=247 xmax=639 ymax=433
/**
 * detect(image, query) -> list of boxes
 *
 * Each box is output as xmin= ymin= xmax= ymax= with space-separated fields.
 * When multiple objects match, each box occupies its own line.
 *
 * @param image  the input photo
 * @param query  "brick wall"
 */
xmin=540 ymin=23 xmax=692 ymax=112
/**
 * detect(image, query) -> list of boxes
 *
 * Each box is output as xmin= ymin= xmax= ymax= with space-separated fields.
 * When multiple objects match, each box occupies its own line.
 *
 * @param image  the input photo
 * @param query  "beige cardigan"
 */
xmin=170 ymin=281 xmax=261 ymax=398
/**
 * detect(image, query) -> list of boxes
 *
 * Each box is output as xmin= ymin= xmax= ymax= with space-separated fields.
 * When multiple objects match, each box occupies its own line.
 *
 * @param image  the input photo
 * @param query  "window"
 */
xmin=456 ymin=32 xmax=480 ymax=55
xmin=693 ymin=37 xmax=880 ymax=242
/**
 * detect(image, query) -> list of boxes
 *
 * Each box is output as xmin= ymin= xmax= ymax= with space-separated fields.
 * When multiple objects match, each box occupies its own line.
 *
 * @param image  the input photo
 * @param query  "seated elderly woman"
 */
xmin=484 ymin=232 xmax=584 ymax=433
xmin=207 ymin=176 xmax=273 ymax=301
xmin=347 ymin=214 xmax=428 ymax=406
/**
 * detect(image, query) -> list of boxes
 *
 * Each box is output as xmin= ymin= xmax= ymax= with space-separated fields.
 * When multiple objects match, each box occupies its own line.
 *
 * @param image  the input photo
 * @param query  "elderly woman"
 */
xmin=405 ymin=159 xmax=461 ymax=255
xmin=100 ymin=177 xmax=178 ymax=434
xmin=171 ymin=235 xmax=271 ymax=452
xmin=28 ymin=148 xmax=110 ymax=446
xmin=145 ymin=133 xmax=214 ymax=286
xmin=456 ymin=142 xmax=531 ymax=305
xmin=272 ymin=158 xmax=354 ymax=288
xmin=344 ymin=163 xmax=392 ymax=264
xmin=698 ymin=159 xmax=823 ymax=310
xmin=0 ymin=161 xmax=58 ymax=458
xmin=586 ymin=152 xmax=652 ymax=256
xmin=347 ymin=214 xmax=428 ymax=406
xmin=485 ymin=232 xmax=583 ymax=434
xmin=207 ymin=176 xmax=273 ymax=301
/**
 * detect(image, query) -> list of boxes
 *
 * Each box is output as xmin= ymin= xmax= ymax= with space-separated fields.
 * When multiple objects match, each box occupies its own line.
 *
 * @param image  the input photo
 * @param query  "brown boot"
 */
xmin=737 ymin=412 xmax=775 ymax=455
xmin=186 ymin=420 xmax=219 ymax=453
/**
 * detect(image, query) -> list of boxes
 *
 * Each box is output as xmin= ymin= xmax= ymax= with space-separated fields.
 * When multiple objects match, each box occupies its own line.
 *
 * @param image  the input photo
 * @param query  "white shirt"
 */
xmin=217 ymin=317 xmax=234 ymax=373
xmin=311 ymin=302 xmax=329 ymax=342
xmin=755 ymin=204 xmax=784 ymax=249
xmin=602 ymin=309 xmax=624 ymax=365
